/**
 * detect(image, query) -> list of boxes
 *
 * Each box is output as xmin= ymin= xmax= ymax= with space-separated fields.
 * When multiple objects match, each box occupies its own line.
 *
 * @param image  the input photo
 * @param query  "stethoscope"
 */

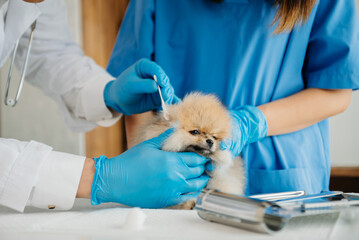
xmin=4 ymin=0 xmax=42 ymax=107
xmin=4 ymin=20 xmax=36 ymax=107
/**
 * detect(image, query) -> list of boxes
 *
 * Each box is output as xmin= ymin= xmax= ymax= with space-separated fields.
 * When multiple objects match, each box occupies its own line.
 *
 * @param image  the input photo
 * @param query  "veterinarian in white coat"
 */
xmin=0 ymin=0 xmax=209 ymax=212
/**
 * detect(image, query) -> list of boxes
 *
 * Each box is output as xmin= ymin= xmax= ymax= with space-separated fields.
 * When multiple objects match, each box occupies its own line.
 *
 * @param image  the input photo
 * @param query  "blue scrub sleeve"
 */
xmin=304 ymin=0 xmax=359 ymax=90
xmin=107 ymin=0 xmax=155 ymax=77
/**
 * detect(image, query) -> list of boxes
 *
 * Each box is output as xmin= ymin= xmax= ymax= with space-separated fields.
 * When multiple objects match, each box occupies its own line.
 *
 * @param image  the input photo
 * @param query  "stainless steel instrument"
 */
xmin=195 ymin=189 xmax=359 ymax=233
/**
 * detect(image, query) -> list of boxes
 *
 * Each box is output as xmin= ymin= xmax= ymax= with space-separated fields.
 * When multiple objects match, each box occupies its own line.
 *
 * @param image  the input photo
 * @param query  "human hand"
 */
xmin=221 ymin=106 xmax=268 ymax=157
xmin=91 ymin=129 xmax=210 ymax=208
xmin=103 ymin=58 xmax=180 ymax=115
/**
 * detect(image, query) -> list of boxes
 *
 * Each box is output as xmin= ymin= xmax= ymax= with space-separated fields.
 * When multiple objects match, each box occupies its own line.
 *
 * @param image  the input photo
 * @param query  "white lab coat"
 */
xmin=0 ymin=0 xmax=121 ymax=212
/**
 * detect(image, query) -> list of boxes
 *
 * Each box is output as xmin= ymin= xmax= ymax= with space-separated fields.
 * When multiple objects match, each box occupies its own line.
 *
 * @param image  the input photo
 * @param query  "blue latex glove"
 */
xmin=104 ymin=58 xmax=180 ymax=115
xmin=221 ymin=106 xmax=268 ymax=157
xmin=205 ymin=162 xmax=215 ymax=172
xmin=91 ymin=129 xmax=210 ymax=208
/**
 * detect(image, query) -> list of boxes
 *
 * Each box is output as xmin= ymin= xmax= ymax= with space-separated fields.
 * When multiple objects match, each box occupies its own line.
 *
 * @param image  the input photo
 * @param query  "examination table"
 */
xmin=0 ymin=198 xmax=358 ymax=240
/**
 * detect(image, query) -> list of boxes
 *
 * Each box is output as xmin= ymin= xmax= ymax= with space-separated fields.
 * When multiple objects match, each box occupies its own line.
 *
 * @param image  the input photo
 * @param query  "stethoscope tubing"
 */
xmin=4 ymin=20 xmax=36 ymax=107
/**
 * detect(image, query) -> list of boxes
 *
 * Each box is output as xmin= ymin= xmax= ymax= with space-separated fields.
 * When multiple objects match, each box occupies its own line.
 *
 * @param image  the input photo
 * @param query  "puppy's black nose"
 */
xmin=206 ymin=139 xmax=213 ymax=147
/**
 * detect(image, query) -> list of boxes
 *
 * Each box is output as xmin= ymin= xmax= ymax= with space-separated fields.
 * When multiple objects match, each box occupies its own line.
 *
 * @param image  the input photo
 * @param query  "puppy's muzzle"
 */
xmin=186 ymin=144 xmax=213 ymax=156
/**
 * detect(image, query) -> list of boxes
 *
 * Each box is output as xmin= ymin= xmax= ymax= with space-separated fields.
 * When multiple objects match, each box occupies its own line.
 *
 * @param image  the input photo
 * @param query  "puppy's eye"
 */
xmin=189 ymin=130 xmax=200 ymax=135
xmin=213 ymin=136 xmax=217 ymax=140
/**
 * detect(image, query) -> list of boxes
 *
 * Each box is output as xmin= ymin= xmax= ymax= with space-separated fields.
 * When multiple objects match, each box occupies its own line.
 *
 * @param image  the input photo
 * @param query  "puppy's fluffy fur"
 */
xmin=133 ymin=92 xmax=245 ymax=209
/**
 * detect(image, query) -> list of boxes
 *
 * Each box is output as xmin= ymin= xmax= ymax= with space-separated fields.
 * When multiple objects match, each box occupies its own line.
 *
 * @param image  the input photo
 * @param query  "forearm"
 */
xmin=257 ymin=88 xmax=352 ymax=136
xmin=18 ymin=1 xmax=119 ymax=127
xmin=76 ymin=158 xmax=95 ymax=199
xmin=125 ymin=112 xmax=155 ymax=149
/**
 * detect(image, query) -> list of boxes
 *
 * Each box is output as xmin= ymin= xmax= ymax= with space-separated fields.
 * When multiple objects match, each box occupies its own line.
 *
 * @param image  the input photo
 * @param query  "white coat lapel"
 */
xmin=0 ymin=0 xmax=40 ymax=66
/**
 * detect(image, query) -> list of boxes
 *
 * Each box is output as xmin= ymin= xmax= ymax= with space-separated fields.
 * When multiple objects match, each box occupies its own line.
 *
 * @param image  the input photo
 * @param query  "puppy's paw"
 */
xmin=167 ymin=199 xmax=196 ymax=210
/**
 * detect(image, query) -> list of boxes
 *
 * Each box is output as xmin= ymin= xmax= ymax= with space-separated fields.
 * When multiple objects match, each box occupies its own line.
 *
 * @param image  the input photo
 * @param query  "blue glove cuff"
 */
xmin=221 ymin=106 xmax=268 ymax=157
xmin=232 ymin=105 xmax=268 ymax=145
xmin=91 ymin=155 xmax=108 ymax=206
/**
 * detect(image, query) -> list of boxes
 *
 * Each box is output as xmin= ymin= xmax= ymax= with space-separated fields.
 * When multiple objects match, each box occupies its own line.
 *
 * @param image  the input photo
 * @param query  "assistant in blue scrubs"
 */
xmin=107 ymin=0 xmax=359 ymax=195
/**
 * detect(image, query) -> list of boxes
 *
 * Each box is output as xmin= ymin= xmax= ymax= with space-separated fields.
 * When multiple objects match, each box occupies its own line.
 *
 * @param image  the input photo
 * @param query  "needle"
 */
xmin=153 ymin=75 xmax=169 ymax=120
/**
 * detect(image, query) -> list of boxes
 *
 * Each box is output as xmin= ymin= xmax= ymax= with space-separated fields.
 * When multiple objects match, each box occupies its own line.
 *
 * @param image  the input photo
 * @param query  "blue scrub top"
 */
xmin=107 ymin=0 xmax=359 ymax=195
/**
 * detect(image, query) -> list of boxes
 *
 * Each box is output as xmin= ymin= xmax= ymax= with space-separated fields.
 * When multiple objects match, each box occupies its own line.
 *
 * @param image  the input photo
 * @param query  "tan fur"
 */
xmin=133 ymin=92 xmax=245 ymax=209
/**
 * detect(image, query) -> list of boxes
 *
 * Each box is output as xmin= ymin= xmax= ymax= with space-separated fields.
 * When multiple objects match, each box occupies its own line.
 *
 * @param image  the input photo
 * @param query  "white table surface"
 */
xmin=0 ymin=199 xmax=358 ymax=240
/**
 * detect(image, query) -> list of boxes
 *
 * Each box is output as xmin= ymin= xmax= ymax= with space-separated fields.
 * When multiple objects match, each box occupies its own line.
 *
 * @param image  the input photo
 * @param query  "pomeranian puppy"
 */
xmin=133 ymin=92 xmax=245 ymax=209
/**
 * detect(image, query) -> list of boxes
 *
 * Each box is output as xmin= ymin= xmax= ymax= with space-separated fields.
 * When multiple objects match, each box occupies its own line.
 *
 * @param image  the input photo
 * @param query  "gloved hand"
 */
xmin=221 ymin=106 xmax=268 ymax=157
xmin=104 ymin=58 xmax=181 ymax=115
xmin=91 ymin=129 xmax=210 ymax=208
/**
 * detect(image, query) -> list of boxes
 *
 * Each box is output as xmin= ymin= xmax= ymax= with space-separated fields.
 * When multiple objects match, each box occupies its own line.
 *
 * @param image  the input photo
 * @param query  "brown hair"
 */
xmin=273 ymin=0 xmax=317 ymax=34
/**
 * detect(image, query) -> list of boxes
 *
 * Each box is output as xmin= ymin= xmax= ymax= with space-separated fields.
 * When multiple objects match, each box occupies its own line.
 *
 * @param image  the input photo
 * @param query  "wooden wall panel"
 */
xmin=331 ymin=167 xmax=359 ymax=178
xmin=330 ymin=167 xmax=359 ymax=192
xmin=81 ymin=0 xmax=129 ymax=158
